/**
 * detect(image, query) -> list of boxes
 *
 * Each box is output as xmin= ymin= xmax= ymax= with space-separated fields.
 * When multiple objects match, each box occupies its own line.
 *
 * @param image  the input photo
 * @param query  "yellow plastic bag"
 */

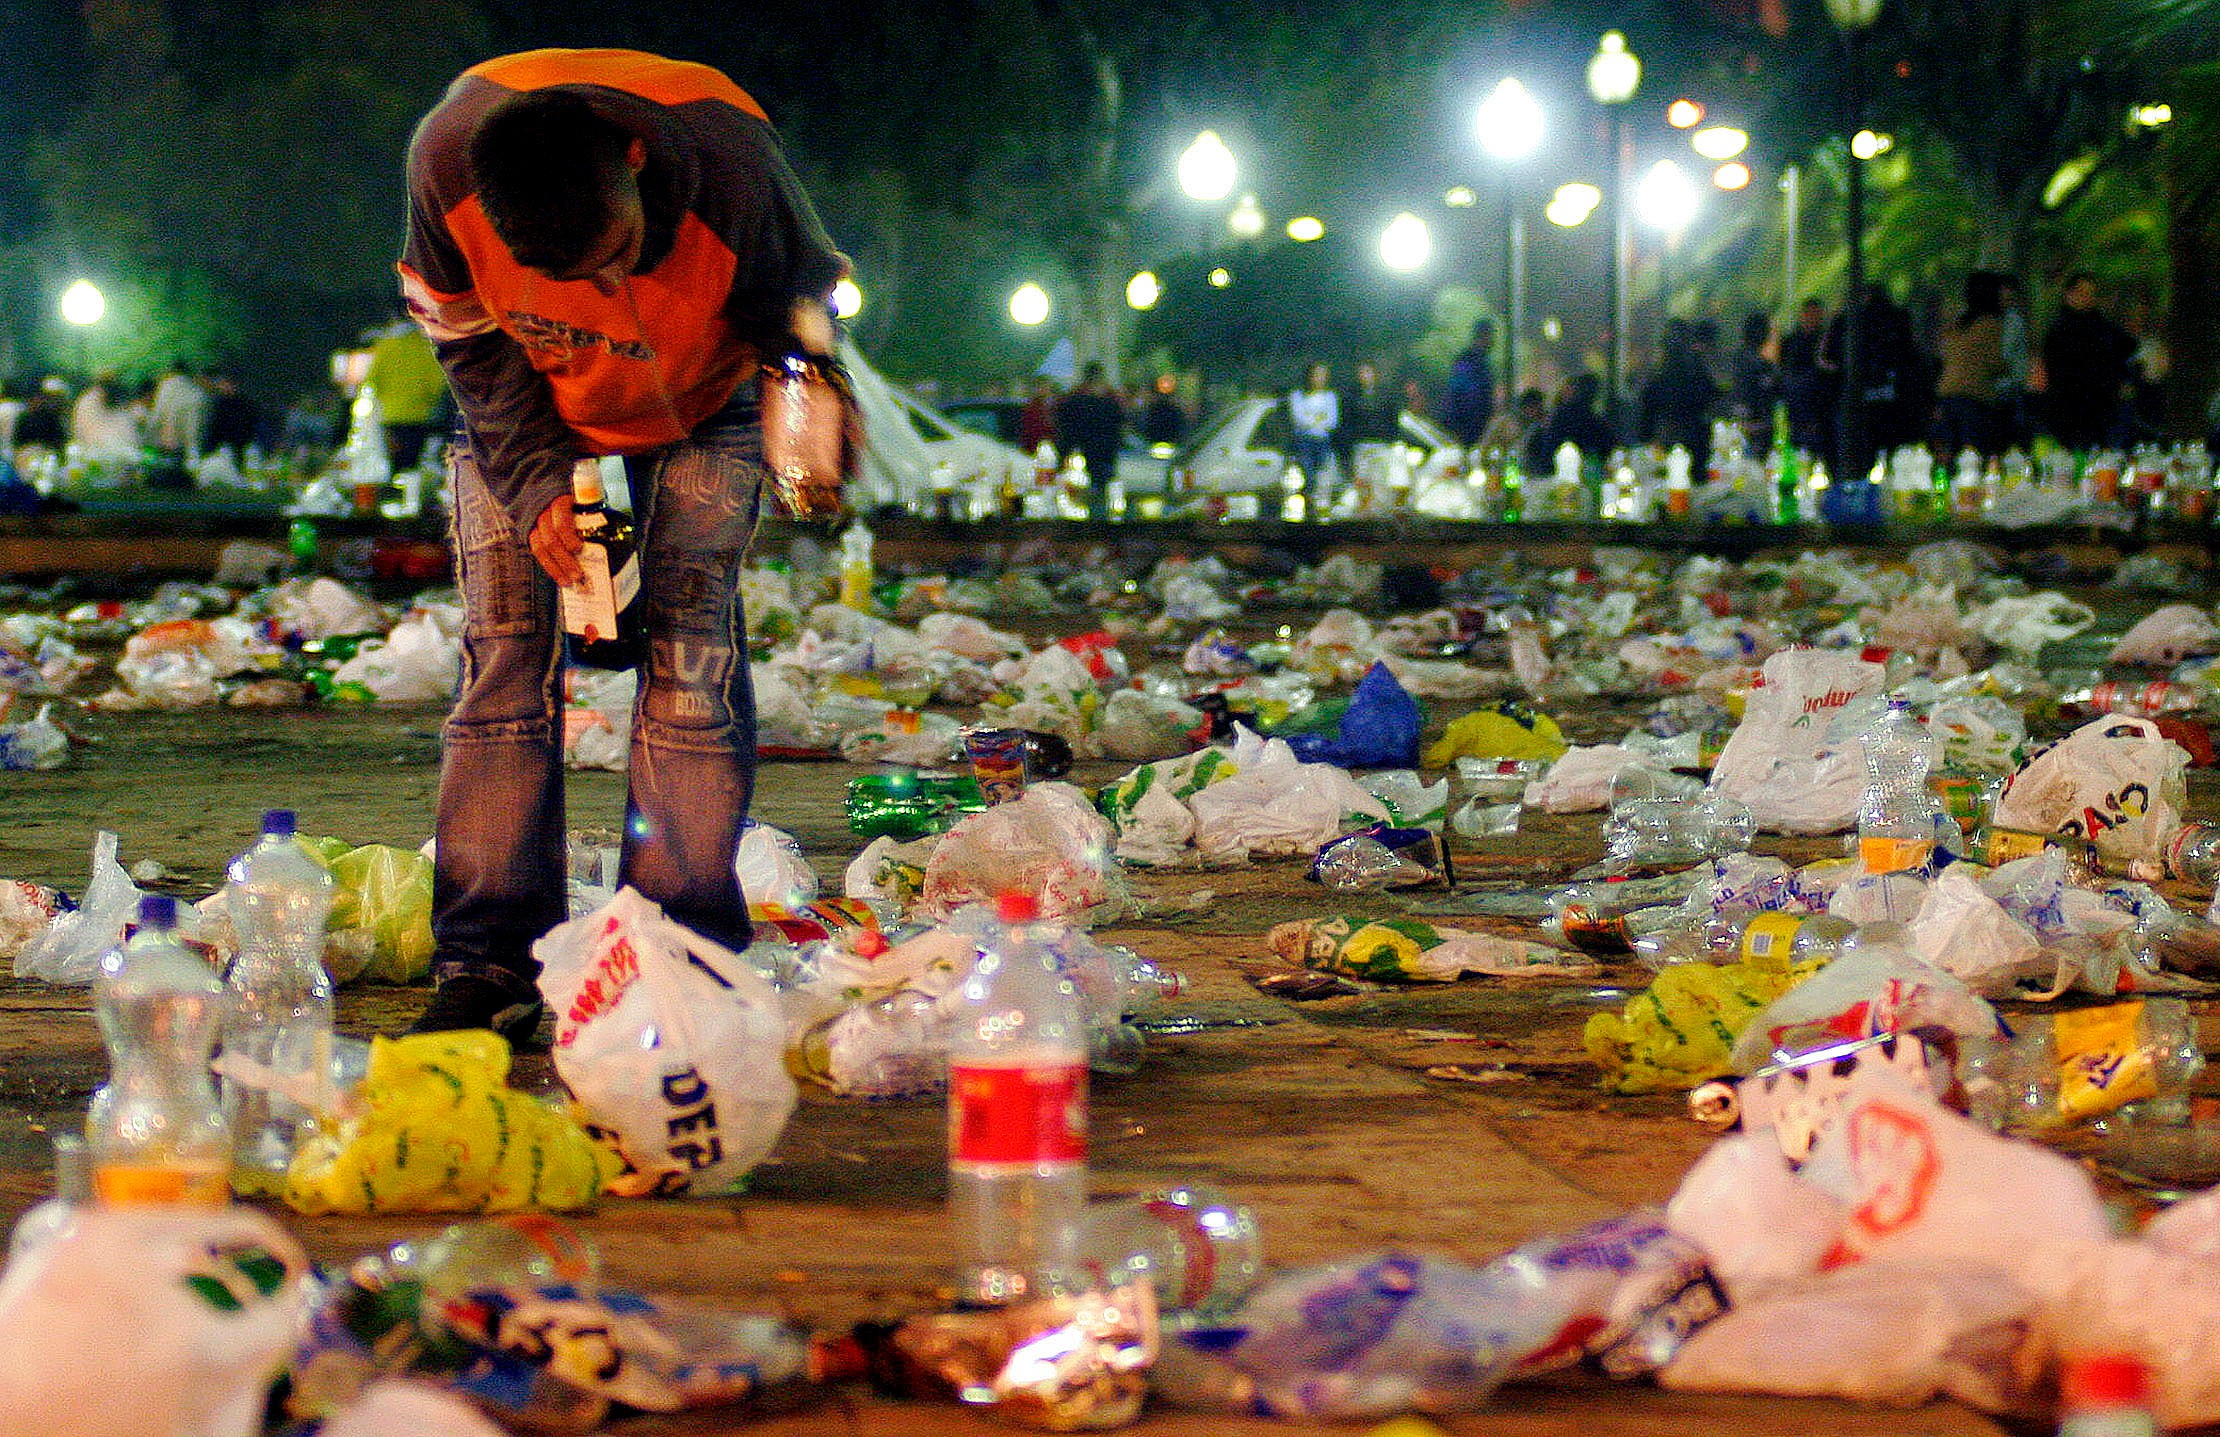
xmin=325 ymin=842 xmax=435 ymax=984
xmin=285 ymin=1032 xmax=621 ymax=1215
xmin=2055 ymin=1001 xmax=2156 ymax=1122
xmin=1422 ymin=706 xmax=1569 ymax=769
xmin=1583 ymin=958 xmax=1820 ymax=1095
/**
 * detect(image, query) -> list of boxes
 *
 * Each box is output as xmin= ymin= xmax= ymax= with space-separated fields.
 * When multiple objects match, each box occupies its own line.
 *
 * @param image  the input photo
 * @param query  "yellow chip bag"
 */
xmin=285 ymin=1032 xmax=621 ymax=1215
xmin=2053 ymin=1002 xmax=2156 ymax=1122
xmin=1583 ymin=957 xmax=1821 ymax=1095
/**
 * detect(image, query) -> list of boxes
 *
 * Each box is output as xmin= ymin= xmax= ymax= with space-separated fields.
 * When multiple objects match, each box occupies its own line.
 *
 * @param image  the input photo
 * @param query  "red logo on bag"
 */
xmin=556 ymin=933 xmax=642 ymax=1047
xmin=1845 ymin=1100 xmax=1940 ymax=1238
xmin=948 ymin=1061 xmax=1087 ymax=1168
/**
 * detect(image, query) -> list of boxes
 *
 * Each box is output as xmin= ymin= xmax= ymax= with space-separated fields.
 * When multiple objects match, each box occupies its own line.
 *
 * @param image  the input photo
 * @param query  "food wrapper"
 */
xmin=1422 ymin=703 xmax=1569 ymax=768
xmin=2054 ymin=1001 xmax=2156 ymax=1121
xmin=748 ymin=896 xmax=884 ymax=945
xmin=1269 ymin=916 xmax=1598 ymax=983
xmin=876 ymin=1285 xmax=1158 ymax=1430
xmin=1583 ymin=958 xmax=1821 ymax=1094
xmin=285 ymin=1032 xmax=622 ymax=1214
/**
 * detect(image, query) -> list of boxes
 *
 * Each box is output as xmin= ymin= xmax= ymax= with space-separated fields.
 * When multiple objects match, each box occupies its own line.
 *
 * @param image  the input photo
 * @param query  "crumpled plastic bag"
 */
xmin=1524 ymin=745 xmax=1647 ymax=814
xmin=13 ymin=830 xmax=159 ymax=984
xmin=1188 ymin=729 xmax=1388 ymax=862
xmin=285 ymin=1031 xmax=621 ymax=1214
xmin=534 ymin=887 xmax=795 ymax=1196
xmin=1992 ymin=715 xmax=2190 ymax=866
xmin=1709 ymin=648 xmax=1889 ymax=834
xmin=1359 ymin=770 xmax=1449 ymax=826
xmin=1094 ymin=688 xmax=1205 ymax=763
xmin=734 ymin=822 xmax=817 ymax=907
xmin=1906 ymin=864 xmax=2049 ymax=999
xmin=1659 ymin=1261 xmax=2044 ymax=1412
xmin=1728 ymin=929 xmax=1998 ymax=1072
xmin=270 ymin=576 xmax=387 ymax=640
xmin=1926 ymin=694 xmax=2025 ymax=774
xmin=921 ymin=782 xmax=1119 ymax=920
xmin=1422 ymin=703 xmax=1568 ymax=769
xmin=1970 ymin=591 xmax=2095 ymax=656
xmin=0 ymin=1205 xmax=310 ymax=1437
xmin=1267 ymin=916 xmax=1598 ymax=982
xmin=0 ymin=702 xmax=69 ymax=770
xmin=330 ymin=609 xmax=459 ymax=703
xmin=325 ymin=842 xmax=434 ymax=984
xmin=1664 ymin=1134 xmax=1848 ymax=1302
xmin=1584 ymin=957 xmax=1820 ymax=1094
xmin=2110 ymin=603 xmax=2220 ymax=665
xmin=1285 ymin=661 xmax=1421 ymax=769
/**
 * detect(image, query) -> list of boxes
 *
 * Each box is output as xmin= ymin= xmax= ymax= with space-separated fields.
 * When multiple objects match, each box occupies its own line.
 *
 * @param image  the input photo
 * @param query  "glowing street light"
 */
xmin=1008 ymin=283 xmax=1051 ymax=326
xmin=1286 ymin=215 xmax=1325 ymax=242
xmin=829 ymin=277 xmax=863 ymax=319
xmin=1206 ymin=267 xmax=1233 ymax=288
xmin=59 ymin=280 xmax=106 ymax=327
xmin=1545 ymin=182 xmax=1603 ymax=228
xmin=1666 ymin=99 xmax=1704 ymax=129
xmin=1714 ymin=162 xmax=1753 ymax=191
xmin=1444 ymin=186 xmax=1478 ymax=208
xmin=1475 ymin=77 xmax=1544 ymax=161
xmin=1850 ymin=129 xmax=1894 ymax=160
xmin=2130 ymin=102 xmax=2174 ymax=130
xmin=1585 ymin=31 xmax=1641 ymax=107
xmin=1589 ymin=29 xmax=1642 ymax=433
xmin=1377 ymin=213 xmax=1432 ymax=272
xmin=1227 ymin=192 xmax=1265 ymax=238
xmin=1692 ymin=126 xmax=1749 ymax=161
xmin=1636 ymin=159 xmax=1700 ymax=235
xmin=1177 ymin=130 xmax=1237 ymax=202
xmin=1125 ymin=271 xmax=1161 ymax=311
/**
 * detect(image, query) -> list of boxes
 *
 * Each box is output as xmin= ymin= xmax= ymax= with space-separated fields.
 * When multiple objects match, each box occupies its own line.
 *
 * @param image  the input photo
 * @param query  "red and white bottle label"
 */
xmin=949 ymin=1061 xmax=1088 ymax=1167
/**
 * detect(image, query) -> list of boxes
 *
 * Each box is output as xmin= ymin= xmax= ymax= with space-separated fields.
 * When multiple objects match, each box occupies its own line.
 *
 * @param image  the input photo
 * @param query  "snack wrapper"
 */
xmin=1269 ymin=916 xmax=1598 ymax=983
xmin=2054 ymin=1001 xmax=2156 ymax=1121
xmin=877 ymin=1284 xmax=1158 ymax=1430
xmin=285 ymin=1032 xmax=621 ymax=1214
xmin=1583 ymin=957 xmax=1822 ymax=1094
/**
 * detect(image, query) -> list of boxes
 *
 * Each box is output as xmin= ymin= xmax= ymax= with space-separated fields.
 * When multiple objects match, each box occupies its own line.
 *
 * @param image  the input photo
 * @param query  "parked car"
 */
xmin=1160 ymin=396 xmax=1460 ymax=502
xmin=842 ymin=347 xmax=1034 ymax=512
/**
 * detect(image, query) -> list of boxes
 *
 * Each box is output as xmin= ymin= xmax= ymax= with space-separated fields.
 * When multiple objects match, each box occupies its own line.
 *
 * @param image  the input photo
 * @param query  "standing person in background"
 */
xmin=149 ymin=360 xmax=209 ymax=466
xmin=1933 ymin=271 xmax=2007 ymax=458
xmin=202 ymin=371 xmax=264 ymax=457
xmin=1339 ymin=360 xmax=1402 ymax=504
xmin=1639 ymin=319 xmax=1720 ymax=477
xmin=1534 ymin=372 xmax=1615 ymax=468
xmin=1053 ymin=362 xmax=1122 ymax=516
xmin=1778 ymin=298 xmax=1834 ymax=456
xmin=1997 ymin=276 xmax=2032 ymax=447
xmin=1018 ymin=376 xmax=1060 ymax=456
xmin=2041 ymin=271 xmax=2136 ymax=453
xmin=71 ymin=372 xmax=144 ymax=465
xmin=1479 ymin=387 xmax=1548 ymax=471
xmin=1443 ymin=319 xmax=1497 ymax=450
xmin=1287 ymin=360 xmax=1340 ymax=508
xmin=1728 ymin=311 xmax=1781 ymax=445
xmin=1137 ymin=374 xmax=1189 ymax=447
xmin=398 ymin=47 xmax=848 ymax=1038
xmin=364 ymin=317 xmax=451 ymax=468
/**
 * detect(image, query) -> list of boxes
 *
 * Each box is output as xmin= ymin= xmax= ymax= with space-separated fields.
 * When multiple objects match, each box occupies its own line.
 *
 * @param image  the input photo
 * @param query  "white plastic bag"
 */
xmin=1728 ymin=929 xmax=1998 ymax=1073
xmin=1664 ymin=1134 xmax=1847 ymax=1303
xmin=13 ymin=831 xmax=154 ymax=984
xmin=734 ymin=822 xmax=817 ymax=906
xmin=1970 ymin=592 xmax=2095 ymax=655
xmin=919 ymin=782 xmax=1118 ymax=920
xmin=1991 ymin=715 xmax=2190 ymax=865
xmin=1188 ymin=732 xmax=1387 ymax=862
xmin=271 ymin=576 xmax=386 ymax=640
xmin=0 ymin=702 xmax=69 ymax=770
xmin=0 ymin=1206 xmax=308 ymax=1437
xmin=1523 ymin=745 xmax=1644 ymax=814
xmin=331 ymin=611 xmax=459 ymax=703
xmin=1709 ymin=648 xmax=1888 ymax=834
xmin=2110 ymin=603 xmax=2220 ymax=665
xmin=534 ymin=887 xmax=796 ymax=1196
xmin=1907 ymin=864 xmax=2049 ymax=999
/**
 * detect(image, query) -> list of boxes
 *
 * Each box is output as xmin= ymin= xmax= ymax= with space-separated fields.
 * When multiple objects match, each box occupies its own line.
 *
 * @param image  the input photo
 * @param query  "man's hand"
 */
xmin=790 ymin=295 xmax=834 ymax=356
xmin=529 ymin=493 xmax=586 ymax=588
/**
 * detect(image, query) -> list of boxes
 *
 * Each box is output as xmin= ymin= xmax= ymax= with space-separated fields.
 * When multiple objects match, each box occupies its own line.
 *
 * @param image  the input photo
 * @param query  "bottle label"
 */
xmin=1986 ymin=827 xmax=2057 ymax=867
xmin=1740 ymin=912 xmax=1804 ymax=967
xmin=1557 ymin=904 xmax=1632 ymax=955
xmin=1860 ymin=836 xmax=1934 ymax=875
xmin=560 ymin=544 xmax=636 ymax=642
xmin=948 ymin=1061 xmax=1087 ymax=1168
xmin=93 ymin=1162 xmax=230 ymax=1206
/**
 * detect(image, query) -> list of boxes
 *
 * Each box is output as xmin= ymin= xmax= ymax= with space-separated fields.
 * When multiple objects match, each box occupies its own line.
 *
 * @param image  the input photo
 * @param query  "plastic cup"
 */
xmin=965 ymin=727 xmax=1029 ymax=805
xmin=1076 ymin=1184 xmax=1262 ymax=1315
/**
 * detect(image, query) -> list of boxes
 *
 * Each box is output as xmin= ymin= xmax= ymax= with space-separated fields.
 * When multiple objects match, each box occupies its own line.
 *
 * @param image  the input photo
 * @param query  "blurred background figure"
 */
xmin=363 ymin=317 xmax=448 ymax=469
xmin=1933 ymin=271 xmax=2007 ymax=458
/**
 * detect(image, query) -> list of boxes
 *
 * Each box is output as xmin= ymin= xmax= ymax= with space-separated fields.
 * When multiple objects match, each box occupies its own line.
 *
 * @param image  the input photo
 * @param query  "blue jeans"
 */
xmin=435 ymin=389 xmax=763 ymax=985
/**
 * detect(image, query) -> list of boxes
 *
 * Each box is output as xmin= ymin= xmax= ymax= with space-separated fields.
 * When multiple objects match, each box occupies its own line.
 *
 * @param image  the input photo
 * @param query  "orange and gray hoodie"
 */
xmin=399 ymin=49 xmax=846 ymax=534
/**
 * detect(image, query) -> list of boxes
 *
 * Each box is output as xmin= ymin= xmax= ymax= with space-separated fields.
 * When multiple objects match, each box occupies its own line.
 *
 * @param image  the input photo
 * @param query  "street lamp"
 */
xmin=60 ymin=280 xmax=106 ymax=327
xmin=1587 ymin=30 xmax=1640 ymax=432
xmin=1378 ymin=213 xmax=1433 ymax=273
xmin=1476 ymin=77 xmax=1543 ymax=402
xmin=1009 ymin=283 xmax=1051 ymax=326
xmin=829 ymin=277 xmax=863 ymax=320
xmin=1177 ymin=131 xmax=1237 ymax=203
xmin=1227 ymin=193 xmax=1266 ymax=239
xmin=1637 ymin=160 xmax=1700 ymax=314
xmin=1125 ymin=271 xmax=1161 ymax=311
xmin=1826 ymin=0 xmax=1884 ymax=484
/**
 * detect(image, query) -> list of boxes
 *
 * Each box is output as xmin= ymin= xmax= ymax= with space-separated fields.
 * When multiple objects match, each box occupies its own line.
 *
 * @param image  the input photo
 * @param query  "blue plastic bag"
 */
xmin=1286 ymin=662 xmax=1421 ymax=769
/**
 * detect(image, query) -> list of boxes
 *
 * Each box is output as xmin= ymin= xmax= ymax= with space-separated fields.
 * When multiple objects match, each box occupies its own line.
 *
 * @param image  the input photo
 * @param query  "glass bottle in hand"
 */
xmin=558 ymin=458 xmax=643 ymax=670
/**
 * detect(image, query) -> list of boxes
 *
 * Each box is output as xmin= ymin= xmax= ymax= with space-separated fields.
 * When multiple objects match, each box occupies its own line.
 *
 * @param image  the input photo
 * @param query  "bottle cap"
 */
xmin=995 ymin=892 xmax=1039 ymax=924
xmin=2062 ymin=1353 xmax=2152 ymax=1411
xmin=136 ymin=893 xmax=177 ymax=930
xmin=853 ymin=930 xmax=890 ymax=959
xmin=262 ymin=809 xmax=297 ymax=838
xmin=570 ymin=457 xmax=606 ymax=506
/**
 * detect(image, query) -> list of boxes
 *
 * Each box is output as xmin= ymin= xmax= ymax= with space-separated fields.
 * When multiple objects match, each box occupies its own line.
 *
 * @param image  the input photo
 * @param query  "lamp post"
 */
xmin=1826 ymin=0 xmax=1884 ymax=483
xmin=1476 ymin=77 xmax=1544 ymax=404
xmin=1636 ymin=160 xmax=1700 ymax=313
xmin=1586 ymin=32 xmax=1641 ymax=433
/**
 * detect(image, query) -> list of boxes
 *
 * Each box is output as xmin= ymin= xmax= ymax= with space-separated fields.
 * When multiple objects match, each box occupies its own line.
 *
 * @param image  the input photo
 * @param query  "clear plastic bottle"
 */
xmin=1859 ymin=698 xmax=1939 ymax=915
xmin=1077 ymin=1183 xmax=1263 ymax=1315
xmin=222 ymin=809 xmax=336 ymax=1194
xmin=1632 ymin=910 xmax=1856 ymax=969
xmin=948 ymin=891 xmax=1088 ymax=1306
xmin=88 ymin=894 xmax=231 ymax=1206
xmin=839 ymin=521 xmax=875 ymax=610
xmin=8 ymin=1134 xmax=89 ymax=1260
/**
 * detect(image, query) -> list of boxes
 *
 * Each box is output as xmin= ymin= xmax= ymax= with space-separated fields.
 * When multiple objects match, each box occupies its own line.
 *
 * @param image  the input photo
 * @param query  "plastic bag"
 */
xmin=1728 ymin=926 xmax=1998 ymax=1073
xmin=1584 ymin=957 xmax=1820 ymax=1095
xmin=330 ymin=610 xmax=459 ymax=703
xmin=534 ymin=888 xmax=795 ymax=1196
xmin=1905 ymin=864 xmax=2049 ymax=999
xmin=1188 ymin=732 xmax=1389 ymax=862
xmin=1664 ymin=1133 xmax=1848 ymax=1302
xmin=13 ymin=830 xmax=149 ymax=984
xmin=1268 ymin=916 xmax=1599 ymax=982
xmin=1285 ymin=661 xmax=1421 ymax=769
xmin=2110 ymin=603 xmax=2220 ymax=665
xmin=920 ymin=782 xmax=1119 ymax=920
xmin=1093 ymin=688 xmax=1205 ymax=763
xmin=1421 ymin=704 xmax=1569 ymax=768
xmin=326 ymin=842 xmax=435 ymax=984
xmin=0 ymin=1206 xmax=309 ymax=1437
xmin=1969 ymin=591 xmax=2095 ymax=656
xmin=1523 ymin=745 xmax=1645 ymax=814
xmin=1992 ymin=715 xmax=2190 ymax=865
xmin=1356 ymin=770 xmax=1449 ymax=826
xmin=1709 ymin=648 xmax=1888 ymax=835
xmin=734 ymin=822 xmax=818 ymax=907
xmin=0 ymin=702 xmax=68 ymax=770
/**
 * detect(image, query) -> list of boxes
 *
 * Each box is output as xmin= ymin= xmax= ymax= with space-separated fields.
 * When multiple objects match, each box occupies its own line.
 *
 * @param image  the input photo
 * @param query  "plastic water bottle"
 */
xmin=1859 ymin=699 xmax=1938 ymax=917
xmin=948 ymin=891 xmax=1088 ymax=1306
xmin=88 ymin=894 xmax=231 ymax=1205
xmin=222 ymin=809 xmax=335 ymax=1194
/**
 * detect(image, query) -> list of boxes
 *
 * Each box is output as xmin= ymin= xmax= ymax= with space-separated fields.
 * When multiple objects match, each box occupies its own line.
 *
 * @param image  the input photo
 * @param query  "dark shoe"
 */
xmin=405 ymin=969 xmax=549 ymax=1050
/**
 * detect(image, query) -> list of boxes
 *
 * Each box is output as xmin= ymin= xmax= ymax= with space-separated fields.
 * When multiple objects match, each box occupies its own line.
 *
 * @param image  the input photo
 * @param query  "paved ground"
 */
xmin=22 ymin=686 xmax=2181 ymax=1434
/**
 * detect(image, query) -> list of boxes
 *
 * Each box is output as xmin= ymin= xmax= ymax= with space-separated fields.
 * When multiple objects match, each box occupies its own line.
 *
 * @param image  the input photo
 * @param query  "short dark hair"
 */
xmin=469 ymin=90 xmax=634 ymax=273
